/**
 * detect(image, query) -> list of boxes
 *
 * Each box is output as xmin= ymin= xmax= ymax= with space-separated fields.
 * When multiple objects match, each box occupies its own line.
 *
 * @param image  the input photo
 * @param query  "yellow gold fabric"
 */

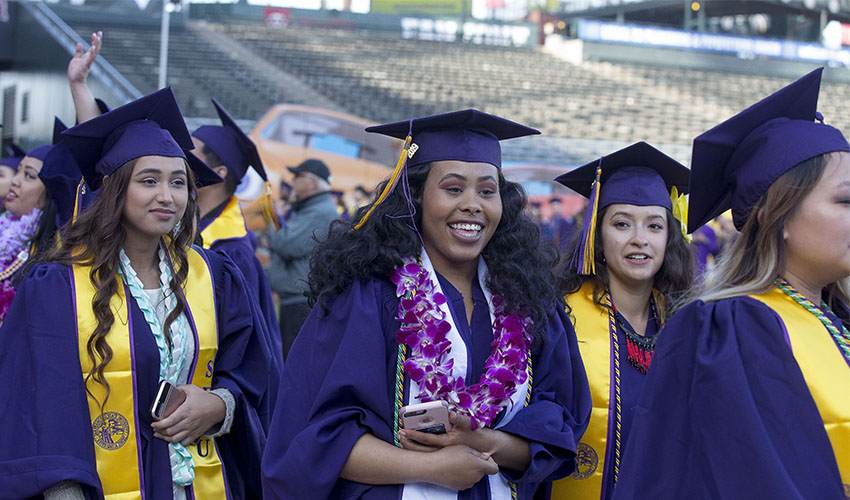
xmin=74 ymin=247 xmax=227 ymax=498
xmin=552 ymin=281 xmax=612 ymax=500
xmin=200 ymin=197 xmax=248 ymax=248
xmin=751 ymin=288 xmax=850 ymax=490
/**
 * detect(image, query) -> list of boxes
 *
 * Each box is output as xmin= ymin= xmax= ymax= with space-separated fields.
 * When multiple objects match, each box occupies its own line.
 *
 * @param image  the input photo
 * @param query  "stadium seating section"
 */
xmin=66 ymin=18 xmax=850 ymax=152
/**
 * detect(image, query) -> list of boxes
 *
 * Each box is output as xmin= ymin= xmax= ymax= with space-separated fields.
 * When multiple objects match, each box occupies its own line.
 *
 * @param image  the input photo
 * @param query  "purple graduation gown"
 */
xmin=612 ymin=297 xmax=848 ymax=499
xmin=0 ymin=249 xmax=269 ymax=500
xmin=262 ymin=274 xmax=592 ymax=499
xmin=200 ymin=207 xmax=284 ymax=430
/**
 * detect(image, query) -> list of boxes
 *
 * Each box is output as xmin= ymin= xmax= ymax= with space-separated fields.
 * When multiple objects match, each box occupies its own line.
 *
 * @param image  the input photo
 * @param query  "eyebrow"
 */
xmin=439 ymin=173 xmax=498 ymax=183
xmin=23 ymin=165 xmax=40 ymax=175
xmin=134 ymin=168 xmax=187 ymax=177
xmin=610 ymin=211 xmax=665 ymax=220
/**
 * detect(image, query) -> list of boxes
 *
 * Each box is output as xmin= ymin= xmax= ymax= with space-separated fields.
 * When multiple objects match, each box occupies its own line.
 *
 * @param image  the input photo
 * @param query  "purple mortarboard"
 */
xmin=39 ymin=118 xmax=88 ymax=227
xmin=555 ymin=142 xmax=690 ymax=275
xmin=192 ymin=98 xmax=268 ymax=182
xmin=26 ymin=145 xmax=53 ymax=162
xmin=186 ymin=150 xmax=224 ymax=188
xmin=356 ymin=109 xmax=538 ymax=229
xmin=0 ymin=143 xmax=25 ymax=171
xmin=366 ymin=109 xmax=539 ymax=169
xmin=61 ymin=88 xmax=201 ymax=191
xmin=689 ymin=68 xmax=850 ymax=232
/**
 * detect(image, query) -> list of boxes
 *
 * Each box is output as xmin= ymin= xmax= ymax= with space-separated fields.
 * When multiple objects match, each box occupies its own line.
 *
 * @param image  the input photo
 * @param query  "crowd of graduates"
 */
xmin=0 ymin=31 xmax=847 ymax=500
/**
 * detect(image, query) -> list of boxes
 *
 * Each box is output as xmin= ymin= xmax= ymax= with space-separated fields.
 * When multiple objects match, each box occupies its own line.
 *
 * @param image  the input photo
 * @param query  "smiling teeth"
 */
xmin=450 ymin=223 xmax=482 ymax=231
xmin=628 ymin=255 xmax=648 ymax=260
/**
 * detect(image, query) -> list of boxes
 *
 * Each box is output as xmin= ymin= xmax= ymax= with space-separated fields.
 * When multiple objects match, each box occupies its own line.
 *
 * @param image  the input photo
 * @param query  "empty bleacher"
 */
xmin=56 ymin=11 xmax=850 ymax=155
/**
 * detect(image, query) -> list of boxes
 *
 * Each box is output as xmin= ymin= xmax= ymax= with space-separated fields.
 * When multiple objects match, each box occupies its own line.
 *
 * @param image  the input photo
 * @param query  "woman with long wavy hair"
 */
xmin=550 ymin=142 xmax=693 ymax=500
xmin=262 ymin=109 xmax=592 ymax=500
xmin=613 ymin=69 xmax=850 ymax=499
xmin=0 ymin=88 xmax=269 ymax=500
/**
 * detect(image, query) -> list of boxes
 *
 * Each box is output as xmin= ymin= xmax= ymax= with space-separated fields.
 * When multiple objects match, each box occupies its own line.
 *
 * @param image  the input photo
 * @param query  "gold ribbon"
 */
xmin=74 ymin=248 xmax=228 ymax=499
xmin=552 ymin=281 xmax=613 ymax=499
xmin=669 ymin=186 xmax=690 ymax=243
xmin=200 ymin=196 xmax=248 ymax=249
xmin=750 ymin=288 xmax=850 ymax=492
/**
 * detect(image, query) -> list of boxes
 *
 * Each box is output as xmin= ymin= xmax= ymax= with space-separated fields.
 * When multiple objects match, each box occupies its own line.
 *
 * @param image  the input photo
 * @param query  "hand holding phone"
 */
xmin=150 ymin=380 xmax=186 ymax=421
xmin=401 ymin=400 xmax=451 ymax=435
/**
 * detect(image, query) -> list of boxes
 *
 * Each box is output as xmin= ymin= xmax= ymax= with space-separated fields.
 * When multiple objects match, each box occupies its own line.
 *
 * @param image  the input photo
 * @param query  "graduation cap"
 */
xmin=192 ymin=98 xmax=278 ymax=229
xmin=357 ymin=109 xmax=539 ymax=229
xmin=192 ymin=98 xmax=268 ymax=182
xmin=61 ymin=87 xmax=220 ymax=191
xmin=39 ymin=118 xmax=88 ymax=228
xmin=366 ymin=108 xmax=539 ymax=170
xmin=26 ymin=145 xmax=53 ymax=162
xmin=555 ymin=142 xmax=690 ymax=275
xmin=0 ymin=143 xmax=25 ymax=171
xmin=689 ymin=68 xmax=850 ymax=232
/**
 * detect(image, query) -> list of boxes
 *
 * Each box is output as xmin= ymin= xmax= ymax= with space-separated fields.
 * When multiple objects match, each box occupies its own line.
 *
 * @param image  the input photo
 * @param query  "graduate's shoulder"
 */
xmin=19 ymin=260 xmax=74 ymax=289
xmin=321 ymin=274 xmax=399 ymax=319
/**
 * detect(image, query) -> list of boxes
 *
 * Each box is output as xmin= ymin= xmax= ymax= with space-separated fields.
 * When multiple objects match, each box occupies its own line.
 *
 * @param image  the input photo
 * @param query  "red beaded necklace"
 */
xmin=611 ymin=296 xmax=660 ymax=374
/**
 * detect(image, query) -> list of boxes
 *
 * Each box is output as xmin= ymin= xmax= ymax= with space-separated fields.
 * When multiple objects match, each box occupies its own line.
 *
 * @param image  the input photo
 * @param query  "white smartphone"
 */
xmin=400 ymin=400 xmax=451 ymax=435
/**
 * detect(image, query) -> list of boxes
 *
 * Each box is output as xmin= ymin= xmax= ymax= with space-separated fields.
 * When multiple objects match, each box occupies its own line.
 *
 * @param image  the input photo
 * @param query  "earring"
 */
xmin=172 ymin=220 xmax=182 ymax=237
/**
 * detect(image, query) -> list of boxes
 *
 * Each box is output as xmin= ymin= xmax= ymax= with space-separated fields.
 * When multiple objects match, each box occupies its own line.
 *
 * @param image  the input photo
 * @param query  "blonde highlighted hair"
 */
xmin=690 ymin=152 xmax=850 ymax=309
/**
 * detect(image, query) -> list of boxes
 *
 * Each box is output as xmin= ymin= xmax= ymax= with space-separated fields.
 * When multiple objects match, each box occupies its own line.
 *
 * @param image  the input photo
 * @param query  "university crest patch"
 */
xmin=92 ymin=411 xmax=130 ymax=450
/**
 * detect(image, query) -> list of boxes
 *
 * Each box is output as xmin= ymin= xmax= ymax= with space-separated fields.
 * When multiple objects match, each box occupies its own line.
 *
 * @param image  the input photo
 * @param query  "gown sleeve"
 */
xmin=209 ymin=240 xmax=284 ymax=429
xmin=612 ymin=298 xmax=845 ymax=500
xmin=261 ymin=278 xmax=399 ymax=500
xmin=498 ymin=305 xmax=592 ymax=490
xmin=0 ymin=263 xmax=102 ymax=500
xmin=204 ymin=250 xmax=272 ymax=500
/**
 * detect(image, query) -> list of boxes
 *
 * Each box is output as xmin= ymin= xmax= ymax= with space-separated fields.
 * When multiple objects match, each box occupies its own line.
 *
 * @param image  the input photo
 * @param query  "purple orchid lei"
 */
xmin=390 ymin=257 xmax=533 ymax=430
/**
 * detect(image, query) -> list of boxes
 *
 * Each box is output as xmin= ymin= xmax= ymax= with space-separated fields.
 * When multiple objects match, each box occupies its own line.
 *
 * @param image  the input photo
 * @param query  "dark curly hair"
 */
xmin=308 ymin=162 xmax=559 ymax=346
xmin=557 ymin=205 xmax=694 ymax=318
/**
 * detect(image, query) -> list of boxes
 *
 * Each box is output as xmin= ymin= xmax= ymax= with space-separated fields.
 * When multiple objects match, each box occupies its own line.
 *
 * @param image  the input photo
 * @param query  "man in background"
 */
xmin=267 ymin=158 xmax=338 ymax=359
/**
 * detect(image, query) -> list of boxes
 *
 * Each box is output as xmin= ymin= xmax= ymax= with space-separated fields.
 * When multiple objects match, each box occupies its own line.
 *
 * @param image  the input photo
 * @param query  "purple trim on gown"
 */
xmin=0 ymin=249 xmax=269 ymax=499
xmin=262 ymin=275 xmax=592 ymax=499
xmin=612 ymin=297 xmax=846 ymax=500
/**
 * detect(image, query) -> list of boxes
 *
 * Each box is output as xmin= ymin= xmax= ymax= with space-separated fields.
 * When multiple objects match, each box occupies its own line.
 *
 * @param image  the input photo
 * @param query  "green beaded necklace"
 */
xmin=774 ymin=278 xmax=850 ymax=363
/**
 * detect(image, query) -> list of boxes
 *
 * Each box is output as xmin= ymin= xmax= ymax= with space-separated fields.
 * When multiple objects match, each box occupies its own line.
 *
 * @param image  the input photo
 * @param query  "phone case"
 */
xmin=401 ymin=401 xmax=451 ymax=434
xmin=160 ymin=386 xmax=186 ymax=420
xmin=150 ymin=381 xmax=187 ymax=421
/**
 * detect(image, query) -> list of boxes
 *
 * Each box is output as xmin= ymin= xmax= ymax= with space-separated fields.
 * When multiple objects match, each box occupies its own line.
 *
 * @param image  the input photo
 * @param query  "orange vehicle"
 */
xmin=241 ymin=105 xmax=402 ymax=230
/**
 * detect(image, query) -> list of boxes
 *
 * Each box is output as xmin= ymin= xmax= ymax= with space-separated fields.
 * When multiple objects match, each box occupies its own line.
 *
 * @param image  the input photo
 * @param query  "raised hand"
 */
xmin=68 ymin=31 xmax=102 ymax=86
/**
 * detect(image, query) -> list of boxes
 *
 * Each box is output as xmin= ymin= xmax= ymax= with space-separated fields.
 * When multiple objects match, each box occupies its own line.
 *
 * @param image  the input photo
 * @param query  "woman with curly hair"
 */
xmin=0 ymin=88 xmax=269 ymax=500
xmin=262 ymin=109 xmax=592 ymax=499
xmin=614 ymin=69 xmax=850 ymax=499
xmin=549 ymin=142 xmax=693 ymax=500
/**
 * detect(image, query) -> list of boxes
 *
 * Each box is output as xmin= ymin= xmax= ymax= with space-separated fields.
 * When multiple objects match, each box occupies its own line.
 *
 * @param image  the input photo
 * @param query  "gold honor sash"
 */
xmin=552 ymin=281 xmax=614 ymax=500
xmin=73 ymin=247 xmax=229 ymax=499
xmin=750 ymin=288 xmax=850 ymax=494
xmin=200 ymin=197 xmax=248 ymax=249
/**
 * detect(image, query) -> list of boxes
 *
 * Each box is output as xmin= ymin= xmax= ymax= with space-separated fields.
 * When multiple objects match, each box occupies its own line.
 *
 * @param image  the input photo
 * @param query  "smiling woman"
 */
xmin=551 ymin=142 xmax=694 ymax=500
xmin=0 ymin=88 xmax=271 ymax=500
xmin=262 ymin=109 xmax=592 ymax=500
xmin=0 ymin=144 xmax=59 ymax=323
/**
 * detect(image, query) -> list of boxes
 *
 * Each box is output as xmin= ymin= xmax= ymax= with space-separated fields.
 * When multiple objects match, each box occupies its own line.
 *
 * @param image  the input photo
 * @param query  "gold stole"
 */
xmin=200 ymin=197 xmax=248 ymax=249
xmin=552 ymin=281 xmax=614 ymax=500
xmin=73 ymin=247 xmax=229 ymax=499
xmin=750 ymin=288 xmax=850 ymax=491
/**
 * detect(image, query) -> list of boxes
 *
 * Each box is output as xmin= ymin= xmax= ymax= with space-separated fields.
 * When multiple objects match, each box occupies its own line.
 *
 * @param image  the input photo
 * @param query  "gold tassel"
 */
xmin=353 ymin=135 xmax=412 ymax=230
xmin=261 ymin=181 xmax=281 ymax=231
xmin=581 ymin=165 xmax=602 ymax=275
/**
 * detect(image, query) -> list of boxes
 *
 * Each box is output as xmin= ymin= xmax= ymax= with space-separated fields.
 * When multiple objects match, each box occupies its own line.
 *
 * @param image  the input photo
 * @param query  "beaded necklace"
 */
xmin=775 ymin=278 xmax=850 ymax=364
xmin=611 ymin=294 xmax=661 ymax=374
